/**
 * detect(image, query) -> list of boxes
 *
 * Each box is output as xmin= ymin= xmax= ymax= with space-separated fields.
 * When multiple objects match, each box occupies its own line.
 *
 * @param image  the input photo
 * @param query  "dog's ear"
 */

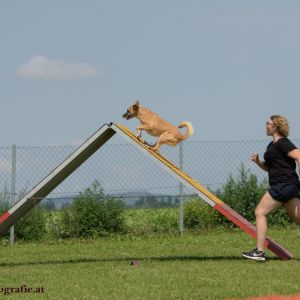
xmin=133 ymin=100 xmax=139 ymax=111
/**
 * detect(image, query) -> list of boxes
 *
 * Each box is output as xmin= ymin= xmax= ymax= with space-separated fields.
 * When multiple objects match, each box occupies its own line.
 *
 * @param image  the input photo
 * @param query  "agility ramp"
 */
xmin=0 ymin=124 xmax=116 ymax=235
xmin=0 ymin=123 xmax=292 ymax=260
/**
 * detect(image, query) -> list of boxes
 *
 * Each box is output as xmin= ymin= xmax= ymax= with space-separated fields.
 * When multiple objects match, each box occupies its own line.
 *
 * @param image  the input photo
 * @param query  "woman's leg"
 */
xmin=283 ymin=198 xmax=300 ymax=224
xmin=255 ymin=192 xmax=282 ymax=251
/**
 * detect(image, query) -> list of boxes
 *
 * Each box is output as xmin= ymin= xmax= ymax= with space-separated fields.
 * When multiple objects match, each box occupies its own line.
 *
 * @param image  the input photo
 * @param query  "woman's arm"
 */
xmin=251 ymin=152 xmax=268 ymax=172
xmin=288 ymin=149 xmax=300 ymax=175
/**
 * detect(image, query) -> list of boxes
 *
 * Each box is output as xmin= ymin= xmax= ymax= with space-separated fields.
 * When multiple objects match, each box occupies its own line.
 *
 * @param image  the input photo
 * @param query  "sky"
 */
xmin=1 ymin=1 xmax=300 ymax=147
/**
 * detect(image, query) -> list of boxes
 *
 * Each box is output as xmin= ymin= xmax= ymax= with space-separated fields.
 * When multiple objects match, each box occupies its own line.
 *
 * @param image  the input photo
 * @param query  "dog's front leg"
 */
xmin=136 ymin=127 xmax=148 ymax=145
xmin=136 ymin=124 xmax=153 ymax=145
xmin=136 ymin=124 xmax=150 ymax=139
xmin=136 ymin=126 xmax=143 ymax=141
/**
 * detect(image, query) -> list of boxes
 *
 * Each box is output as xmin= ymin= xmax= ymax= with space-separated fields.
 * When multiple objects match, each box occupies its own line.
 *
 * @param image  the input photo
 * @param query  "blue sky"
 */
xmin=1 ymin=1 xmax=300 ymax=146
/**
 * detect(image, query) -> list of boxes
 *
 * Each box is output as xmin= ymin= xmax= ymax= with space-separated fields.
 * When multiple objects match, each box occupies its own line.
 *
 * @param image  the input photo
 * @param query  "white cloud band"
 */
xmin=16 ymin=55 xmax=96 ymax=80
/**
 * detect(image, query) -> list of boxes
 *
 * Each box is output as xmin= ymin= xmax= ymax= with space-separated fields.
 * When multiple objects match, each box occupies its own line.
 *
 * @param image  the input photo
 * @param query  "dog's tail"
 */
xmin=178 ymin=121 xmax=194 ymax=140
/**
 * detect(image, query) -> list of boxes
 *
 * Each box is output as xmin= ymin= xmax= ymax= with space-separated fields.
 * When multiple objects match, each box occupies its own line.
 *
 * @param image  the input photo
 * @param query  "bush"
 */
xmin=183 ymin=164 xmax=292 ymax=229
xmin=14 ymin=206 xmax=46 ymax=241
xmin=1 ymin=186 xmax=47 ymax=241
xmin=184 ymin=198 xmax=220 ymax=229
xmin=47 ymin=210 xmax=73 ymax=239
xmin=214 ymin=164 xmax=291 ymax=226
xmin=267 ymin=207 xmax=291 ymax=226
xmin=58 ymin=180 xmax=126 ymax=238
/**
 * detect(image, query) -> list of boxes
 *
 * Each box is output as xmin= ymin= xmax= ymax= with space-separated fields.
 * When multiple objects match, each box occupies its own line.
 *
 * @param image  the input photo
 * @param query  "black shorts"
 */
xmin=268 ymin=182 xmax=300 ymax=203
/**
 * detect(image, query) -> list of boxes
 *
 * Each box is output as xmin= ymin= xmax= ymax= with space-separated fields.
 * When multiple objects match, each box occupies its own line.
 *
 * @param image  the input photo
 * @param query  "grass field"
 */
xmin=1 ymin=227 xmax=300 ymax=299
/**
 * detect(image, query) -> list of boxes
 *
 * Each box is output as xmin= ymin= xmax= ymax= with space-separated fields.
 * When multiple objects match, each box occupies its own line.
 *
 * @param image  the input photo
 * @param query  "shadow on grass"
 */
xmin=0 ymin=255 xmax=290 ymax=268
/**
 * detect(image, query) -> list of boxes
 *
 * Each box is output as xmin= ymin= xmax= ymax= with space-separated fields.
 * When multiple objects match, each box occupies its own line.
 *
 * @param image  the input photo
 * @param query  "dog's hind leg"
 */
xmin=150 ymin=133 xmax=179 ymax=152
xmin=143 ymin=140 xmax=151 ymax=146
xmin=143 ymin=140 xmax=157 ymax=148
xmin=149 ymin=139 xmax=162 ymax=152
xmin=150 ymin=142 xmax=162 ymax=152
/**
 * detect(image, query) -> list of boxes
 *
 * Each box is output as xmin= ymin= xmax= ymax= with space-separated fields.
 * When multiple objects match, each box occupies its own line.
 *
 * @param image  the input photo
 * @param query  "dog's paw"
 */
xmin=150 ymin=147 xmax=159 ymax=153
xmin=136 ymin=135 xmax=145 ymax=143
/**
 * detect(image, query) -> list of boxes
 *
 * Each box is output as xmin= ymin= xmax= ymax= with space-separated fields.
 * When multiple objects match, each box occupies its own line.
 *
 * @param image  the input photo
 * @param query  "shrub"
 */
xmin=1 ymin=185 xmax=47 ymax=241
xmin=47 ymin=209 xmax=73 ymax=239
xmin=59 ymin=180 xmax=126 ymax=238
xmin=184 ymin=198 xmax=220 ymax=229
xmin=183 ymin=164 xmax=292 ymax=229
xmin=14 ymin=206 xmax=46 ymax=241
xmin=214 ymin=163 xmax=291 ymax=226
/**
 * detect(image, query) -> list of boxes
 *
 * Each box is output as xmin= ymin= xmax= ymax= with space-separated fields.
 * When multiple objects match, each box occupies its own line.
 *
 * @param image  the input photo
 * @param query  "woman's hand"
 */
xmin=251 ymin=152 xmax=260 ymax=164
xmin=251 ymin=153 xmax=268 ymax=171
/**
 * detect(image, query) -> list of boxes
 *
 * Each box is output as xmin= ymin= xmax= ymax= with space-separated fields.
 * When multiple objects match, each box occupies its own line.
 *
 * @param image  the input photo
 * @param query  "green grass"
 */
xmin=1 ymin=227 xmax=300 ymax=299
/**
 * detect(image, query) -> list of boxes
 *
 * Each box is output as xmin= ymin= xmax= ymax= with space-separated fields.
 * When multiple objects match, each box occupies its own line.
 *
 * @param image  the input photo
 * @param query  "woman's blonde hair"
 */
xmin=270 ymin=115 xmax=289 ymax=137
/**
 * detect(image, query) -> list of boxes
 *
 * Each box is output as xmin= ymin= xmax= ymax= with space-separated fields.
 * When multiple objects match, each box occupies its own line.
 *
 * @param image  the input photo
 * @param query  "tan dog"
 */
xmin=122 ymin=100 xmax=194 ymax=152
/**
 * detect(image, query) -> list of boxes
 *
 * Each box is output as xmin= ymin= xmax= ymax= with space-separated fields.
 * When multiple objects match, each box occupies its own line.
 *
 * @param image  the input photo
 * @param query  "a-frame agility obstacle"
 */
xmin=0 ymin=123 xmax=293 ymax=260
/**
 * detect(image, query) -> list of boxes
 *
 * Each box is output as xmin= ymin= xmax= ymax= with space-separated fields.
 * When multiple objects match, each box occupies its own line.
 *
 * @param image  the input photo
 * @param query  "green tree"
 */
xmin=14 ymin=206 xmax=46 ymax=241
xmin=184 ymin=163 xmax=291 ymax=229
xmin=61 ymin=180 xmax=125 ymax=238
xmin=184 ymin=198 xmax=220 ymax=229
xmin=215 ymin=163 xmax=291 ymax=225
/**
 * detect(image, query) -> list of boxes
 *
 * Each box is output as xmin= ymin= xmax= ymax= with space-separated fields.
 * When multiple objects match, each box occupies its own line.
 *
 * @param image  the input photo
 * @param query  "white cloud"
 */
xmin=16 ymin=55 xmax=96 ymax=80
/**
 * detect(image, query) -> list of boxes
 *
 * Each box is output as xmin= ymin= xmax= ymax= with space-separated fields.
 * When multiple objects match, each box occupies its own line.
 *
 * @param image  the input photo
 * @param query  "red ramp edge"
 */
xmin=214 ymin=203 xmax=293 ymax=260
xmin=0 ymin=211 xmax=11 ymax=225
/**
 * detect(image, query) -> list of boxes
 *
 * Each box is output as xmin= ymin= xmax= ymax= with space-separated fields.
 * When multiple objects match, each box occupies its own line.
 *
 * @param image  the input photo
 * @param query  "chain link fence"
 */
xmin=1 ymin=136 xmax=300 ymax=211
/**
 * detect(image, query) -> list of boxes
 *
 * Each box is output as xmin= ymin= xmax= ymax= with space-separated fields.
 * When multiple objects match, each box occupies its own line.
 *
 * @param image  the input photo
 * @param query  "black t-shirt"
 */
xmin=264 ymin=137 xmax=299 ymax=186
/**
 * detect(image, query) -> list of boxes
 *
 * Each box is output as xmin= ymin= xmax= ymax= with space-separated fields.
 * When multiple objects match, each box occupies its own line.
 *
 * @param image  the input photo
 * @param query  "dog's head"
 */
xmin=122 ymin=100 xmax=140 ymax=120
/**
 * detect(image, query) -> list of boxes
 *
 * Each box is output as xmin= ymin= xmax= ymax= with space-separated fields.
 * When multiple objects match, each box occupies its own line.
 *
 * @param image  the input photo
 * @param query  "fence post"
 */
xmin=10 ymin=144 xmax=16 ymax=246
xmin=179 ymin=142 xmax=184 ymax=235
